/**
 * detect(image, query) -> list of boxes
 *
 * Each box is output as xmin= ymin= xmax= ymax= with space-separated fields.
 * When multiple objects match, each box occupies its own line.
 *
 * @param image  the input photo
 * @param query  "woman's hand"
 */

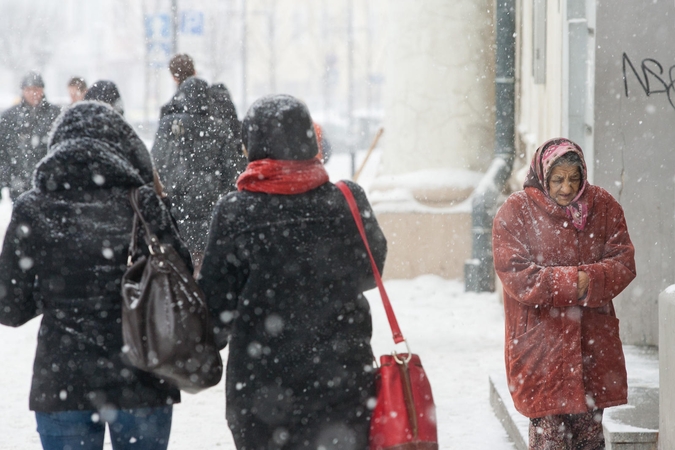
xmin=577 ymin=270 xmax=590 ymax=299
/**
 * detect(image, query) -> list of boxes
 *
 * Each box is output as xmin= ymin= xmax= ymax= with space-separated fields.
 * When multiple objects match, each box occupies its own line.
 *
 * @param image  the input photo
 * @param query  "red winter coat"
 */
xmin=492 ymin=184 xmax=636 ymax=418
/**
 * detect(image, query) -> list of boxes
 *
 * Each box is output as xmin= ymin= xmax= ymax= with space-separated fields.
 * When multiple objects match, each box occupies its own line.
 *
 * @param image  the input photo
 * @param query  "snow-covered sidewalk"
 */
xmin=0 ymin=275 xmax=513 ymax=449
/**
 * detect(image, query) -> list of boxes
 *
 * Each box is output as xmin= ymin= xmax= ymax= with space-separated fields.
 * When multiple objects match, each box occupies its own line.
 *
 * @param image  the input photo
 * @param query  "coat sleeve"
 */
xmin=493 ymin=196 xmax=579 ymax=308
xmin=0 ymin=199 xmax=41 ymax=326
xmin=578 ymin=199 xmax=636 ymax=308
xmin=343 ymin=180 xmax=387 ymax=292
xmin=150 ymin=119 xmax=172 ymax=182
xmin=198 ymin=196 xmax=248 ymax=349
xmin=216 ymin=135 xmax=245 ymax=193
xmin=0 ymin=112 xmax=12 ymax=190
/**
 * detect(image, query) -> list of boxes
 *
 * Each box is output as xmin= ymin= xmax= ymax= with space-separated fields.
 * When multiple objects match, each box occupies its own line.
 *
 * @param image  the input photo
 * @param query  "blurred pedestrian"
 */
xmin=0 ymin=72 xmax=61 ymax=200
xmin=84 ymin=80 xmax=124 ymax=116
xmin=0 ymin=101 xmax=192 ymax=450
xmin=152 ymin=54 xmax=244 ymax=273
xmin=313 ymin=122 xmax=333 ymax=163
xmin=492 ymin=138 xmax=636 ymax=449
xmin=67 ymin=76 xmax=87 ymax=103
xmin=199 ymin=94 xmax=387 ymax=449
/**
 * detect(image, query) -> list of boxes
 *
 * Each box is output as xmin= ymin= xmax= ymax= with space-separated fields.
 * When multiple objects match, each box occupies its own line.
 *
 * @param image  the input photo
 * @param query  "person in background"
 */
xmin=0 ymin=101 xmax=192 ymax=450
xmin=492 ymin=138 xmax=636 ymax=449
xmin=163 ymin=54 xmax=195 ymax=110
xmin=199 ymin=94 xmax=386 ymax=449
xmin=313 ymin=122 xmax=332 ymax=164
xmin=152 ymin=54 xmax=244 ymax=274
xmin=0 ymin=71 xmax=61 ymax=200
xmin=84 ymin=80 xmax=124 ymax=116
xmin=67 ymin=76 xmax=87 ymax=104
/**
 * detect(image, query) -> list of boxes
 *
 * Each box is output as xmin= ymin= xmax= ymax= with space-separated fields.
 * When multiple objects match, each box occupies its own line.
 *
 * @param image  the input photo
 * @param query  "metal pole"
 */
xmin=365 ymin=1 xmax=372 ymax=113
xmin=322 ymin=0 xmax=330 ymax=120
xmin=269 ymin=3 xmax=276 ymax=93
xmin=241 ymin=0 xmax=247 ymax=111
xmin=171 ymin=0 xmax=178 ymax=54
xmin=143 ymin=0 xmax=150 ymax=126
xmin=347 ymin=0 xmax=355 ymax=176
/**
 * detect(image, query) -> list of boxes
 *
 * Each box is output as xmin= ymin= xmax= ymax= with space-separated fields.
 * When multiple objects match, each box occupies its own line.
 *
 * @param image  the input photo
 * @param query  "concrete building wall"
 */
xmin=593 ymin=0 xmax=675 ymax=346
xmin=516 ymin=0 xmax=674 ymax=345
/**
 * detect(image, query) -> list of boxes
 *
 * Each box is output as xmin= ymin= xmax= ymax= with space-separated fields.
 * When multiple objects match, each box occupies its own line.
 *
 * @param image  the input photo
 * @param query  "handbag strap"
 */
xmin=127 ymin=188 xmax=163 ymax=264
xmin=335 ymin=181 xmax=405 ymax=344
xmin=127 ymin=211 xmax=139 ymax=266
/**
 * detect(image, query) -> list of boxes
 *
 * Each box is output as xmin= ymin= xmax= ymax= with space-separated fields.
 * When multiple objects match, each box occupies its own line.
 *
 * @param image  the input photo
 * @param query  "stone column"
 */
xmin=659 ymin=288 xmax=675 ymax=449
xmin=372 ymin=0 xmax=495 ymax=279
xmin=380 ymin=0 xmax=495 ymax=175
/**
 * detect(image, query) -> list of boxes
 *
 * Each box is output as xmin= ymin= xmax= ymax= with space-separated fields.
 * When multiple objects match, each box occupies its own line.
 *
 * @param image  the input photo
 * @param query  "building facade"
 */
xmin=515 ymin=0 xmax=675 ymax=346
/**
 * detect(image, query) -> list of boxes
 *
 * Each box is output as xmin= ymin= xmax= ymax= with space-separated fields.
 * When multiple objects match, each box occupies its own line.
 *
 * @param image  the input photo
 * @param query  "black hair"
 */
xmin=68 ymin=77 xmax=87 ymax=91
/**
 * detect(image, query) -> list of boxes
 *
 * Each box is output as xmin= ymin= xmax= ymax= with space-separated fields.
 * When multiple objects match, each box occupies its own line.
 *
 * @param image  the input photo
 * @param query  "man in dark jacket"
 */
xmin=0 ymin=72 xmax=61 ymax=200
xmin=152 ymin=54 xmax=245 ymax=269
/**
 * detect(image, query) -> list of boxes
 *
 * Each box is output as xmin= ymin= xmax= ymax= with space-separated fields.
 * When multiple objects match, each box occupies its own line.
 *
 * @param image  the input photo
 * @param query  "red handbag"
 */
xmin=336 ymin=181 xmax=439 ymax=450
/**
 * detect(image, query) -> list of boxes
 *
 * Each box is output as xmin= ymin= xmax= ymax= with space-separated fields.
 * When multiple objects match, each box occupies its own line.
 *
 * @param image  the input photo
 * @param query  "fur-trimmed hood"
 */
xmin=34 ymin=101 xmax=153 ymax=192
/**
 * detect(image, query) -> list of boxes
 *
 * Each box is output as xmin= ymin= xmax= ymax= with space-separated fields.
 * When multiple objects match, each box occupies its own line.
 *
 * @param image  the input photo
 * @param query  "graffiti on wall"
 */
xmin=622 ymin=52 xmax=675 ymax=110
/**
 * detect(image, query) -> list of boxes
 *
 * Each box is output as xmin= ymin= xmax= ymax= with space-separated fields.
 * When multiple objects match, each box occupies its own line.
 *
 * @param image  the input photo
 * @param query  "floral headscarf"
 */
xmin=523 ymin=138 xmax=589 ymax=230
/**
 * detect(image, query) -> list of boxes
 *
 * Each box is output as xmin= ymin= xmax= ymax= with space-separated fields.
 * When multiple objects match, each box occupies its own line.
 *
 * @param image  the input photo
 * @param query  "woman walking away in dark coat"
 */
xmin=152 ymin=76 xmax=245 ymax=270
xmin=0 ymin=101 xmax=192 ymax=450
xmin=492 ymin=138 xmax=636 ymax=449
xmin=199 ymin=94 xmax=387 ymax=449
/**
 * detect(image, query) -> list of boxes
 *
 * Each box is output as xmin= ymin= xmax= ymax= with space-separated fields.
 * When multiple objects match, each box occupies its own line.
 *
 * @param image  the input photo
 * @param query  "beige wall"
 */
xmin=377 ymin=211 xmax=471 ymax=280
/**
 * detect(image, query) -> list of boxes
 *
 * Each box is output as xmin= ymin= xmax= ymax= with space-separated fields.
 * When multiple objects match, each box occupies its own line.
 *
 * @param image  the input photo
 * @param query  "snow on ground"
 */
xmin=0 ymin=275 xmax=513 ymax=449
xmin=366 ymin=276 xmax=514 ymax=449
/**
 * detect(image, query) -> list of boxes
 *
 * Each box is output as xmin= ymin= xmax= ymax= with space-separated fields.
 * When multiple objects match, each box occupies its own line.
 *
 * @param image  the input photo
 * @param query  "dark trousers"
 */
xmin=529 ymin=410 xmax=604 ymax=450
xmin=36 ymin=406 xmax=172 ymax=450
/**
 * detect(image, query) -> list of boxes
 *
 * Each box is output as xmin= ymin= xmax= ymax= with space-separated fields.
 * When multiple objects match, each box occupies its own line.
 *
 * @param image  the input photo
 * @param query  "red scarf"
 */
xmin=237 ymin=158 xmax=330 ymax=194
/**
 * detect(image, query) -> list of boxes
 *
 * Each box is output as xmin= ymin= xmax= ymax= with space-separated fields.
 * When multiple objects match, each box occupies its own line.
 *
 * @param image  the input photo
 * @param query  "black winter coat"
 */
xmin=199 ymin=180 xmax=386 ymax=445
xmin=0 ymin=98 xmax=61 ymax=199
xmin=0 ymin=102 xmax=190 ymax=412
xmin=152 ymin=77 xmax=245 ymax=252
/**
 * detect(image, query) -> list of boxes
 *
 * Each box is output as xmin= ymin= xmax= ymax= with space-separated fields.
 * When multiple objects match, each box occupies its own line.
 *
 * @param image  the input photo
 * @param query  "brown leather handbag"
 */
xmin=121 ymin=188 xmax=223 ymax=394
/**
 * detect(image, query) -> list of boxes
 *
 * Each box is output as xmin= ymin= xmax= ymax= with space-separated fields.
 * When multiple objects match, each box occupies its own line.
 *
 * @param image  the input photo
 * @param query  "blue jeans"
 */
xmin=35 ymin=406 xmax=172 ymax=450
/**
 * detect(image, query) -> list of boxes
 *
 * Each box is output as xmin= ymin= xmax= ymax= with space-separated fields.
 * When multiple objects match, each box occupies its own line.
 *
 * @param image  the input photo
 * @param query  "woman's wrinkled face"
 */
xmin=548 ymin=164 xmax=581 ymax=206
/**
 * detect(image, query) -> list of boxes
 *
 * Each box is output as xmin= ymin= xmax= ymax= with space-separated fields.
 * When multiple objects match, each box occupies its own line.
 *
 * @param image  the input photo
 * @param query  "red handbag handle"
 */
xmin=336 ymin=181 xmax=405 ymax=344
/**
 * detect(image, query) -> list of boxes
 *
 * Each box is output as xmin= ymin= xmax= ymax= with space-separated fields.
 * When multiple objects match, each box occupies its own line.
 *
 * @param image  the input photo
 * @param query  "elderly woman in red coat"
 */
xmin=492 ymin=138 xmax=636 ymax=449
